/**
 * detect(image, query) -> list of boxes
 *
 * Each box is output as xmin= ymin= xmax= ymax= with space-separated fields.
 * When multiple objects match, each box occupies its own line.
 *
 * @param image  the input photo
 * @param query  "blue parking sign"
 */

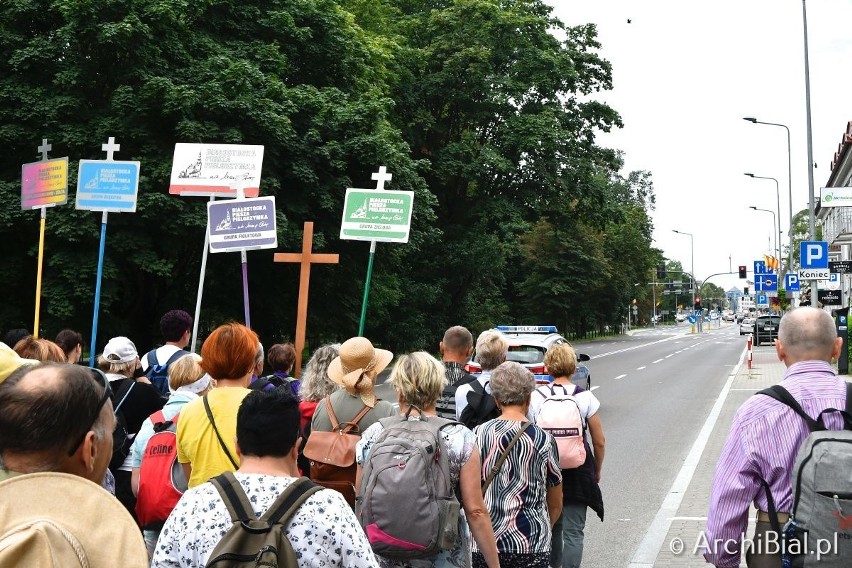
xmin=800 ymin=241 xmax=829 ymax=269
xmin=757 ymin=294 xmax=768 ymax=306
xmin=784 ymin=273 xmax=800 ymax=292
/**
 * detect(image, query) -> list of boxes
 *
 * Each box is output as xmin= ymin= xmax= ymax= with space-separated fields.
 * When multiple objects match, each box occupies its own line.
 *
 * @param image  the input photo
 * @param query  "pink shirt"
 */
xmin=704 ymin=361 xmax=847 ymax=567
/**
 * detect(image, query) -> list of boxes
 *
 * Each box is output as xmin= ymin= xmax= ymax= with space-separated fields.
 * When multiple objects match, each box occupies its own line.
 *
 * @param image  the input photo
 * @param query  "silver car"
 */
xmin=465 ymin=325 xmax=592 ymax=390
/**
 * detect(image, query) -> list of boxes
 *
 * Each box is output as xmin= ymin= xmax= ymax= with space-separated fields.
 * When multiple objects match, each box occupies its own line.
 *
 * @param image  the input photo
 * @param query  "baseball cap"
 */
xmin=102 ymin=337 xmax=138 ymax=364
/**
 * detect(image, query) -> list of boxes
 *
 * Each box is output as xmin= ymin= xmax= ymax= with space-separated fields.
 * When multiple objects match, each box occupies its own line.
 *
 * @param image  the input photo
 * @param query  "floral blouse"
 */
xmin=151 ymin=473 xmax=379 ymax=568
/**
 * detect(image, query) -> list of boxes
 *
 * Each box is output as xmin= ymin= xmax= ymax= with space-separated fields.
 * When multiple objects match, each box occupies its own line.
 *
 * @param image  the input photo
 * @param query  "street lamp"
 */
xmin=672 ymin=229 xmax=695 ymax=312
xmin=750 ymin=206 xmax=777 ymax=260
xmin=743 ymin=118 xmax=793 ymax=271
xmin=745 ymin=173 xmax=782 ymax=269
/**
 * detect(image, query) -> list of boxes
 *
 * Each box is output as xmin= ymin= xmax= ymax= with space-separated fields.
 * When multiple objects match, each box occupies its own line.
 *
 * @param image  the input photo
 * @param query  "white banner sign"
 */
xmin=170 ymin=143 xmax=264 ymax=197
xmin=820 ymin=187 xmax=852 ymax=207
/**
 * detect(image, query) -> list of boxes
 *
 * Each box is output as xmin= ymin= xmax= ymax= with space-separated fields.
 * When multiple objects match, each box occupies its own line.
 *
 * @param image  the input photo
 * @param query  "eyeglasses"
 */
xmin=67 ymin=367 xmax=113 ymax=456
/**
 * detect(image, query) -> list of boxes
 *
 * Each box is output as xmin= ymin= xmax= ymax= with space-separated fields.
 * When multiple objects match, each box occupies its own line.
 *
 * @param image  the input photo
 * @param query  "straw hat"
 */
xmin=327 ymin=337 xmax=393 ymax=407
xmin=0 ymin=472 xmax=148 ymax=567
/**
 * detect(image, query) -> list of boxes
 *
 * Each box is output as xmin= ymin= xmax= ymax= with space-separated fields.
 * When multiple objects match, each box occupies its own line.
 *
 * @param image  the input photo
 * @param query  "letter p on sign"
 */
xmin=800 ymin=241 xmax=828 ymax=269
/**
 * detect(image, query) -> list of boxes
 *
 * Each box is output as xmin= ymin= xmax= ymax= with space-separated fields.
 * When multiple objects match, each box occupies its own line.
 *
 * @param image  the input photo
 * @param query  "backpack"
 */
xmin=205 ymin=473 xmax=321 ymax=568
xmin=145 ymin=349 xmax=189 ymax=396
xmin=435 ymin=372 xmax=477 ymax=420
xmin=355 ymin=408 xmax=461 ymax=560
xmin=135 ymin=410 xmax=188 ymax=529
xmin=533 ymin=383 xmax=586 ymax=469
xmin=109 ymin=379 xmax=136 ymax=471
xmin=459 ymin=380 xmax=500 ymax=429
xmin=758 ymin=383 xmax=852 ymax=567
xmin=302 ymin=398 xmax=371 ymax=507
xmin=249 ymin=375 xmax=296 ymax=394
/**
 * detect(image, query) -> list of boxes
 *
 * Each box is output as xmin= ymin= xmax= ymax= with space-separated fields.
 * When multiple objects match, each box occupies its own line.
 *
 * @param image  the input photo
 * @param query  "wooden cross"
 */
xmin=274 ymin=222 xmax=339 ymax=377
xmin=101 ymin=137 xmax=120 ymax=161
xmin=37 ymin=139 xmax=52 ymax=161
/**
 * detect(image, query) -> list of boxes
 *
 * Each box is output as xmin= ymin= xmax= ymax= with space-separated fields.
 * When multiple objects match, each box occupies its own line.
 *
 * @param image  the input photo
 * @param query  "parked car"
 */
xmin=739 ymin=317 xmax=755 ymax=335
xmin=753 ymin=315 xmax=781 ymax=346
xmin=465 ymin=325 xmax=591 ymax=390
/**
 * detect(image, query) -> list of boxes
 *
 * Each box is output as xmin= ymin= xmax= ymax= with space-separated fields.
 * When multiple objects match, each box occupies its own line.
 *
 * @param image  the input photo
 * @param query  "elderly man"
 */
xmin=0 ymin=363 xmax=148 ymax=566
xmin=704 ymin=307 xmax=849 ymax=568
xmin=455 ymin=329 xmax=508 ymax=426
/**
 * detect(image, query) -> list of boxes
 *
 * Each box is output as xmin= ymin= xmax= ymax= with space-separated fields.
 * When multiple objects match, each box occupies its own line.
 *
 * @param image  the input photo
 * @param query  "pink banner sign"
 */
xmin=21 ymin=158 xmax=69 ymax=209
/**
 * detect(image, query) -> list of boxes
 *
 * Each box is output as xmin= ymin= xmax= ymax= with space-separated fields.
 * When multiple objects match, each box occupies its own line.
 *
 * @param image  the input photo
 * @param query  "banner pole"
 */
xmin=89 ymin=211 xmax=108 ymax=366
xmin=190 ymin=195 xmax=214 ymax=353
xmin=241 ymin=249 xmax=251 ymax=328
xmin=358 ymin=240 xmax=377 ymax=336
xmin=33 ymin=206 xmax=47 ymax=337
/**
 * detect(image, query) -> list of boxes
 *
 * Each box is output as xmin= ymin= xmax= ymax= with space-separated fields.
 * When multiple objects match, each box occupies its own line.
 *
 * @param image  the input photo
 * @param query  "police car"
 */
xmin=464 ymin=325 xmax=591 ymax=390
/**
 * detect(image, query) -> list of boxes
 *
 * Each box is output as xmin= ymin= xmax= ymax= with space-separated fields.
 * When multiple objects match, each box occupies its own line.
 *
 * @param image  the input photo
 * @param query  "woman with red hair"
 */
xmin=175 ymin=322 xmax=258 ymax=487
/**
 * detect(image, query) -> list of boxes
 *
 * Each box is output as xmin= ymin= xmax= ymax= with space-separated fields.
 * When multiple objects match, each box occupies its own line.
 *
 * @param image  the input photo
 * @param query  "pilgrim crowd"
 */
xmin=0 ymin=312 xmax=606 ymax=568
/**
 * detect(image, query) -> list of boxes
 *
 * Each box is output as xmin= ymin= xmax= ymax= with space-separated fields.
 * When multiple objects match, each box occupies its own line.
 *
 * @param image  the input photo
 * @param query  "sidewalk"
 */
xmin=647 ymin=343 xmax=791 ymax=567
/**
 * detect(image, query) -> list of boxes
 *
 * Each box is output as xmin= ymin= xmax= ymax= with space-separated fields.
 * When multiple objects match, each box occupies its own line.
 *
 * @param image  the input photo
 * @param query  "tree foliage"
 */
xmin=0 ymin=0 xmax=660 ymax=353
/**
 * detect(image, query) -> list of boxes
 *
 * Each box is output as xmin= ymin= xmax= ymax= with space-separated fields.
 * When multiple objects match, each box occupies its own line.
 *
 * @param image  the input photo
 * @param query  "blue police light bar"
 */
xmin=496 ymin=325 xmax=558 ymax=333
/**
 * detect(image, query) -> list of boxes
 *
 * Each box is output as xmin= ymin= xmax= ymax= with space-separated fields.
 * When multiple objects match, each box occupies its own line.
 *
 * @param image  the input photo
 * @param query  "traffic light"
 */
xmin=738 ymin=265 xmax=747 ymax=279
xmin=694 ymin=297 xmax=702 ymax=311
xmin=656 ymin=263 xmax=666 ymax=279
xmin=744 ymin=287 xmax=749 ymax=295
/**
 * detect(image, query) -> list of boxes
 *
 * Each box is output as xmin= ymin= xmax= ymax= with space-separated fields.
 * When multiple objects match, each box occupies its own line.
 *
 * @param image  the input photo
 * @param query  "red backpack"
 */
xmin=135 ymin=410 xmax=188 ymax=528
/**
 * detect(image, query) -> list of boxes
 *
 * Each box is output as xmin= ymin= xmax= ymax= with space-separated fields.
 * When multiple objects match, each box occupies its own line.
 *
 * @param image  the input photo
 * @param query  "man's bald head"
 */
xmin=0 ymin=364 xmax=111 ymax=474
xmin=777 ymin=307 xmax=840 ymax=364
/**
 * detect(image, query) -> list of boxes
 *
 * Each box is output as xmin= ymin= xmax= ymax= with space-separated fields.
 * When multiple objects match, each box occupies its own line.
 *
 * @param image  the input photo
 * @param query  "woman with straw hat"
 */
xmin=308 ymin=337 xmax=396 ymax=503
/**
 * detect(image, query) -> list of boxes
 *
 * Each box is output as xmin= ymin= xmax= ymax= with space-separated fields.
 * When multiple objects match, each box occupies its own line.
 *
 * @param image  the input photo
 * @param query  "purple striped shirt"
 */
xmin=704 ymin=361 xmax=847 ymax=567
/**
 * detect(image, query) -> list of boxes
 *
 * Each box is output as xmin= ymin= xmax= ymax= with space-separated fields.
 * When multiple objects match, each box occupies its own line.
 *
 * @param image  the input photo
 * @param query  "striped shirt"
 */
xmin=473 ymin=419 xmax=561 ymax=554
xmin=704 ymin=361 xmax=847 ymax=567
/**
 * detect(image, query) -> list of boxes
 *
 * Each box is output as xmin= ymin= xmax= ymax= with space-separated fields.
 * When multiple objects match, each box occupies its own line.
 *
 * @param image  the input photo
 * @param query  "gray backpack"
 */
xmin=758 ymin=383 xmax=852 ymax=567
xmin=355 ymin=408 xmax=461 ymax=559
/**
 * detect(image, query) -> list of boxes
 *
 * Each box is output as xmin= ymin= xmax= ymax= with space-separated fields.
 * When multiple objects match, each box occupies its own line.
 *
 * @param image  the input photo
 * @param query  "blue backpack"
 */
xmin=145 ymin=349 xmax=189 ymax=395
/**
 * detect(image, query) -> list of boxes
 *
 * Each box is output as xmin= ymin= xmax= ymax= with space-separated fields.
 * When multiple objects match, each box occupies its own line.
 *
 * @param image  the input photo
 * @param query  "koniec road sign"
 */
xmin=798 ymin=268 xmax=830 ymax=280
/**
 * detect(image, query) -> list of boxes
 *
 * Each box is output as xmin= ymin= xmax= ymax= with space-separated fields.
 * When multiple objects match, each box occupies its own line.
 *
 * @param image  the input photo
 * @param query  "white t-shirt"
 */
xmin=454 ymin=372 xmax=492 ymax=420
xmin=151 ymin=473 xmax=378 ymax=568
xmin=527 ymin=383 xmax=601 ymax=424
xmin=141 ymin=344 xmax=184 ymax=372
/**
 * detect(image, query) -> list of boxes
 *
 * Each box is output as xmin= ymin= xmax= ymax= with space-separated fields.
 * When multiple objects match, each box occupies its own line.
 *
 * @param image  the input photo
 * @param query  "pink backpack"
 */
xmin=533 ymin=384 xmax=586 ymax=469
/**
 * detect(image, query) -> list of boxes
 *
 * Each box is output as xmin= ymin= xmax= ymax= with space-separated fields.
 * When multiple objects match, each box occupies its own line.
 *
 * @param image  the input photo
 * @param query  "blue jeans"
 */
xmin=549 ymin=503 xmax=587 ymax=568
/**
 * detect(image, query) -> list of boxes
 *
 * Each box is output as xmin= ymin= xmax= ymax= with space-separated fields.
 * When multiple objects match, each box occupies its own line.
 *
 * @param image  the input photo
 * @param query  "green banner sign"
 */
xmin=339 ymin=188 xmax=414 ymax=243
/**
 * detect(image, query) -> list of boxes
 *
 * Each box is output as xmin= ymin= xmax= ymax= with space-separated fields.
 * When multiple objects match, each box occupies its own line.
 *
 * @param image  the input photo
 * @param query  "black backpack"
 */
xmin=205 ymin=473 xmax=321 ymax=568
xmin=249 ymin=375 xmax=292 ymax=392
xmin=459 ymin=380 xmax=500 ymax=429
xmin=109 ymin=379 xmax=136 ymax=471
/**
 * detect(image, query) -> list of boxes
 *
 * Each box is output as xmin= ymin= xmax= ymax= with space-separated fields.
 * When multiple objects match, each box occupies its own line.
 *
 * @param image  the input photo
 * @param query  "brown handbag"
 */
xmin=303 ymin=398 xmax=371 ymax=506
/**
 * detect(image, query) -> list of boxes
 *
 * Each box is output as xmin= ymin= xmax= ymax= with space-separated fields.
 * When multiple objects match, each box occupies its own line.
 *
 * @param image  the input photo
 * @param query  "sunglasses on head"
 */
xmin=67 ymin=367 xmax=113 ymax=457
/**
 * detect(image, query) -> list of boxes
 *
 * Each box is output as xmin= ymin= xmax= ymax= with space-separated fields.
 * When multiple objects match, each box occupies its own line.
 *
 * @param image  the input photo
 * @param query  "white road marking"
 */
xmin=636 ymin=366 xmax=646 ymax=370
xmin=628 ymin=346 xmax=746 ymax=567
xmin=652 ymin=359 xmax=664 ymax=364
xmin=665 ymin=354 xmax=674 ymax=358
xmin=590 ymin=385 xmax=600 ymax=392
xmin=614 ymin=374 xmax=627 ymax=380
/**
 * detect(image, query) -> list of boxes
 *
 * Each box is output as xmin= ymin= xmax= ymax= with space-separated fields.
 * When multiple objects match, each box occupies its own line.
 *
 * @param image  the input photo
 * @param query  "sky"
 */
xmin=545 ymin=0 xmax=852 ymax=293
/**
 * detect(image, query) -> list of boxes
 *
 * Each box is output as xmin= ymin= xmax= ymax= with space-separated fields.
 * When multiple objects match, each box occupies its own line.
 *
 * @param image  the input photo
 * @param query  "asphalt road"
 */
xmin=374 ymin=322 xmax=747 ymax=566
